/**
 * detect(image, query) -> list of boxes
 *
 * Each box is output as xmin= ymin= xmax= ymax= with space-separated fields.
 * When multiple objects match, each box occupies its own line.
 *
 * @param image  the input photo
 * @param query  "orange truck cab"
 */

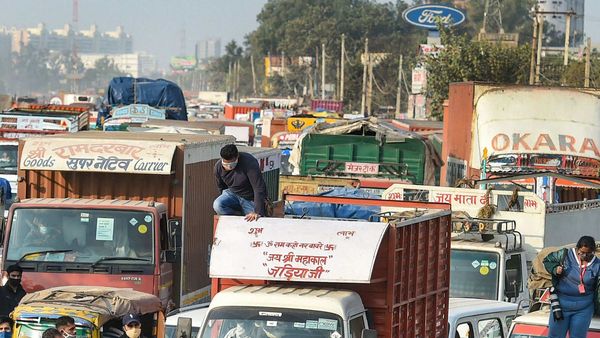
xmin=2 ymin=132 xmax=236 ymax=309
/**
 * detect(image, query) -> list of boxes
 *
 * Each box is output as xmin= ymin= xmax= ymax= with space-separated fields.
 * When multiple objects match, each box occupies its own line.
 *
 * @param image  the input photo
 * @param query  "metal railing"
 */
xmin=547 ymin=199 xmax=600 ymax=213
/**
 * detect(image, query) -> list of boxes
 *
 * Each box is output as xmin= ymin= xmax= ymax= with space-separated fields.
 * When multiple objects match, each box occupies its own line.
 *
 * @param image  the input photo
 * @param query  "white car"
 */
xmin=166 ymin=303 xmax=210 ymax=338
xmin=449 ymin=298 xmax=519 ymax=338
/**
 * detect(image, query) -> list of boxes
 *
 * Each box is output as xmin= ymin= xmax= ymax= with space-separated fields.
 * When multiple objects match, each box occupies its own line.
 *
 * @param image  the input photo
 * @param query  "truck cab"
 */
xmin=2 ymin=198 xmax=177 ymax=306
xmin=450 ymin=218 xmax=528 ymax=305
xmin=449 ymin=298 xmax=518 ymax=338
xmin=201 ymin=286 xmax=366 ymax=338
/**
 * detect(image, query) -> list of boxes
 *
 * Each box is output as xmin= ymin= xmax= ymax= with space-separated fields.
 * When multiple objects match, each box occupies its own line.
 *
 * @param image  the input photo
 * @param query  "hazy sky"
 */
xmin=1 ymin=0 xmax=599 ymax=70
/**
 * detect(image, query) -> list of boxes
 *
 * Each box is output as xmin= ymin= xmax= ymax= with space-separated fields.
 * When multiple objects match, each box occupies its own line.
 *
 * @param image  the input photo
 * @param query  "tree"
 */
xmin=462 ymin=0 xmax=536 ymax=42
xmin=81 ymin=57 xmax=126 ymax=90
xmin=424 ymin=28 xmax=531 ymax=119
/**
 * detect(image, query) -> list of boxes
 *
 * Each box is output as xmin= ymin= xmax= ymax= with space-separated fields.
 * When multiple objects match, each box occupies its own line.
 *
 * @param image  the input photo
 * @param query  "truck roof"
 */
xmin=210 ymin=285 xmax=365 ymax=319
xmin=39 ymin=131 xmax=233 ymax=146
xmin=451 ymin=238 xmax=522 ymax=253
xmin=513 ymin=308 xmax=600 ymax=329
xmin=448 ymin=298 xmax=518 ymax=323
xmin=18 ymin=198 xmax=167 ymax=212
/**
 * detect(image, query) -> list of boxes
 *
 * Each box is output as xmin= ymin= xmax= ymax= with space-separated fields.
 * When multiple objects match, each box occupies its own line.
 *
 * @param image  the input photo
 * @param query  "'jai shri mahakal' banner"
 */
xmin=210 ymin=216 xmax=388 ymax=283
xmin=20 ymin=138 xmax=178 ymax=175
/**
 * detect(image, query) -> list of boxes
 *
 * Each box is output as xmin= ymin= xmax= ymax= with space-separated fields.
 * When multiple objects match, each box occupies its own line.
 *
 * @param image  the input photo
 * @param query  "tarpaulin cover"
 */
xmin=285 ymin=187 xmax=381 ymax=220
xmin=105 ymin=77 xmax=187 ymax=120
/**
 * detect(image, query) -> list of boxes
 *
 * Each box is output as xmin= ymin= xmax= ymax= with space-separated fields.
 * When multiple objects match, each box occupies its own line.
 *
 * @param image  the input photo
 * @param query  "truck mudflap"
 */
xmin=210 ymin=216 xmax=388 ymax=283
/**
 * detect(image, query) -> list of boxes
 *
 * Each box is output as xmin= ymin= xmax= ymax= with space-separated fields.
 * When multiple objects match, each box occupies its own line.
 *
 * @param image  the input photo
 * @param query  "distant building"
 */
xmin=79 ymin=52 xmax=157 ymax=77
xmin=0 ymin=28 xmax=11 ymax=59
xmin=537 ymin=0 xmax=584 ymax=45
xmin=196 ymin=39 xmax=221 ymax=61
xmin=8 ymin=23 xmax=133 ymax=54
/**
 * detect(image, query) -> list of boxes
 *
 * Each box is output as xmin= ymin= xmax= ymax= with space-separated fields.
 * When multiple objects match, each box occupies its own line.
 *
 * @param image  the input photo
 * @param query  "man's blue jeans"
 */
xmin=213 ymin=189 xmax=255 ymax=216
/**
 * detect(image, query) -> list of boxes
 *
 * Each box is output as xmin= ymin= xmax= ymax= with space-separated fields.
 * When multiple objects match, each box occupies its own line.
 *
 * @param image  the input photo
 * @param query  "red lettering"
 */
xmin=559 ymin=135 xmax=577 ymax=152
xmin=491 ymin=133 xmax=510 ymax=151
xmin=512 ymin=133 xmax=531 ymax=151
xmin=579 ymin=138 xmax=600 ymax=157
xmin=533 ymin=134 xmax=557 ymax=151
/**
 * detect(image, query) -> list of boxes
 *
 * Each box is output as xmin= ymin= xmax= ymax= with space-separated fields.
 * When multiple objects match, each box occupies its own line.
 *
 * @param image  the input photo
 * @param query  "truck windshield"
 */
xmin=450 ymin=249 xmax=500 ymax=300
xmin=6 ymin=208 xmax=154 ymax=264
xmin=0 ymin=144 xmax=18 ymax=174
xmin=201 ymin=307 xmax=343 ymax=338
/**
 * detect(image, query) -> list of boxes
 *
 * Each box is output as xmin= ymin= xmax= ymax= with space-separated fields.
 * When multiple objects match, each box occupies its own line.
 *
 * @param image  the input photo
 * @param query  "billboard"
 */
xmin=170 ymin=56 xmax=197 ymax=71
xmin=470 ymin=87 xmax=600 ymax=177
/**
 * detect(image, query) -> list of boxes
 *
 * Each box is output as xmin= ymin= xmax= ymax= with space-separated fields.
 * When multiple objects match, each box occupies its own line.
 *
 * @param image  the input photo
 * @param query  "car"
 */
xmin=165 ymin=303 xmax=210 ymax=338
xmin=508 ymin=308 xmax=600 ymax=337
xmin=449 ymin=298 xmax=519 ymax=338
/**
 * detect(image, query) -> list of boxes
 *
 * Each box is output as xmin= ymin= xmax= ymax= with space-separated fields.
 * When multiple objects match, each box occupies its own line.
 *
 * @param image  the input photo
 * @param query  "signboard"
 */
xmin=412 ymin=67 xmax=427 ymax=94
xmin=345 ymin=162 xmax=379 ymax=175
xmin=210 ymin=216 xmax=388 ymax=283
xmin=255 ymin=151 xmax=281 ymax=172
xmin=20 ymin=138 xmax=178 ymax=175
xmin=111 ymin=104 xmax=166 ymax=123
xmin=402 ymin=4 xmax=466 ymax=29
xmin=287 ymin=117 xmax=339 ymax=133
xmin=471 ymin=88 xmax=600 ymax=176
xmin=170 ymin=56 xmax=197 ymax=71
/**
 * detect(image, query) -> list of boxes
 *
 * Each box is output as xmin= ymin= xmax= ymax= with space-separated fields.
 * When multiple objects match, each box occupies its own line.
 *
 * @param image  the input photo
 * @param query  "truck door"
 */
xmin=348 ymin=314 xmax=367 ymax=338
xmin=504 ymin=253 xmax=528 ymax=304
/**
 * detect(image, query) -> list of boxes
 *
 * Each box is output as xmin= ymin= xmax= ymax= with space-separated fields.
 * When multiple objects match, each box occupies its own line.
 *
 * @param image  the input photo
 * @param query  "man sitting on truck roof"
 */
xmin=213 ymin=144 xmax=268 ymax=222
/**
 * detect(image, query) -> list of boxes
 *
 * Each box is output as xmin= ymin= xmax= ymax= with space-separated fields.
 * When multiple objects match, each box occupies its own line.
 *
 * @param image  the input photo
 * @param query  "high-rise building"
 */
xmin=79 ymin=52 xmax=157 ymax=77
xmin=196 ymin=39 xmax=221 ymax=62
xmin=537 ymin=0 xmax=584 ymax=45
xmin=8 ymin=23 xmax=133 ymax=54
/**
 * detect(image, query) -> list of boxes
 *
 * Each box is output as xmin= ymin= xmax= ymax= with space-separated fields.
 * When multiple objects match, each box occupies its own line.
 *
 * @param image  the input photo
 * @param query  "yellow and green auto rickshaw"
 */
xmin=11 ymin=286 xmax=165 ymax=338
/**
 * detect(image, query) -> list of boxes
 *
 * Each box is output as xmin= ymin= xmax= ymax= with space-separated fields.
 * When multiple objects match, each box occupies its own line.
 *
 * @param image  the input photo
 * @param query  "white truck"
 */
xmin=382 ymin=184 xmax=600 ymax=305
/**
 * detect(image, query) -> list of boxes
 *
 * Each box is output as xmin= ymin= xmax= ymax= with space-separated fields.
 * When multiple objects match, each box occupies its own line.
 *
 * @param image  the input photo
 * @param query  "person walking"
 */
xmin=544 ymin=236 xmax=600 ymax=338
xmin=213 ymin=144 xmax=268 ymax=222
xmin=0 ymin=264 xmax=26 ymax=316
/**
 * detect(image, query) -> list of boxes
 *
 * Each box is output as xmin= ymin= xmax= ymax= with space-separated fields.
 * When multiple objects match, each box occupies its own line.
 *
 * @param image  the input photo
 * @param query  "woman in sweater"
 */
xmin=544 ymin=236 xmax=600 ymax=338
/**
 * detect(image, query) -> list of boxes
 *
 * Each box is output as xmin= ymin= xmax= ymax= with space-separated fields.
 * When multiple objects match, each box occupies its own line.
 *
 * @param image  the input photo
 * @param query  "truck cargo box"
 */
xmin=209 ymin=195 xmax=452 ymax=338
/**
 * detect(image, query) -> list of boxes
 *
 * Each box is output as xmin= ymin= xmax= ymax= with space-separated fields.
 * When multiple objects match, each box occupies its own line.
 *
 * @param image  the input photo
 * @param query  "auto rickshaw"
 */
xmin=11 ymin=286 xmax=165 ymax=338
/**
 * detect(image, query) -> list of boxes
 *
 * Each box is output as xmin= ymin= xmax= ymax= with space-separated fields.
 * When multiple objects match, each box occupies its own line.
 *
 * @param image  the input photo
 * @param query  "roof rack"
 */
xmin=452 ymin=217 xmax=523 ymax=252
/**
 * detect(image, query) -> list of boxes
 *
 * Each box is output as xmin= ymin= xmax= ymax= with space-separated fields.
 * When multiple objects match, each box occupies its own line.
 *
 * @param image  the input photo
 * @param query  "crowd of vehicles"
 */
xmin=0 ymin=82 xmax=598 ymax=338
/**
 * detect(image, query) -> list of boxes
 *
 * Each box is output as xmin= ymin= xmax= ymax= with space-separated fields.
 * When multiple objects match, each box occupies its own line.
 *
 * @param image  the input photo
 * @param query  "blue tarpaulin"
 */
xmin=105 ymin=77 xmax=188 ymax=120
xmin=285 ymin=187 xmax=381 ymax=220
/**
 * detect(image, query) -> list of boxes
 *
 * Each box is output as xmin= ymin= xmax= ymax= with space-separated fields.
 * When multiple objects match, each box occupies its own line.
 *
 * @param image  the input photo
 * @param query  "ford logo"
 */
xmin=402 ymin=4 xmax=466 ymax=29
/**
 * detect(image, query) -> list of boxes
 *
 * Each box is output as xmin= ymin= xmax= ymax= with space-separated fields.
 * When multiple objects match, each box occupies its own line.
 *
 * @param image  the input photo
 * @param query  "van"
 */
xmin=166 ymin=303 xmax=209 ymax=338
xmin=449 ymin=298 xmax=519 ymax=338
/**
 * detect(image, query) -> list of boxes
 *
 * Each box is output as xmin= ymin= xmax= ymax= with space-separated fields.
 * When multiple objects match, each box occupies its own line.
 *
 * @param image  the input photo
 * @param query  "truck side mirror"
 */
xmin=168 ymin=219 xmax=182 ymax=249
xmin=175 ymin=317 xmax=192 ymax=338
xmin=361 ymin=329 xmax=377 ymax=338
xmin=504 ymin=269 xmax=520 ymax=301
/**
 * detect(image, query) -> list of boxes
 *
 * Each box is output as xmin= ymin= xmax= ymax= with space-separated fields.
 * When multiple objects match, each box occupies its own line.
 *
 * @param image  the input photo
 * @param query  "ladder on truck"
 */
xmin=451 ymin=217 xmax=523 ymax=253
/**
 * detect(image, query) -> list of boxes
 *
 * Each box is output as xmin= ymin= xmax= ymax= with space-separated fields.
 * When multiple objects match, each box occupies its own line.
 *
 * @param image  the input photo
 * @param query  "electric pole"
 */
xmin=321 ymin=43 xmax=326 ymax=99
xmin=360 ymin=38 xmax=368 ymax=117
xmin=535 ymin=15 xmax=544 ymax=85
xmin=564 ymin=13 xmax=572 ymax=66
xmin=250 ymin=54 xmax=257 ymax=96
xmin=366 ymin=56 xmax=373 ymax=116
xmin=395 ymin=55 xmax=403 ymax=118
xmin=340 ymin=34 xmax=345 ymax=102
xmin=585 ymin=37 xmax=591 ymax=88
xmin=529 ymin=13 xmax=538 ymax=85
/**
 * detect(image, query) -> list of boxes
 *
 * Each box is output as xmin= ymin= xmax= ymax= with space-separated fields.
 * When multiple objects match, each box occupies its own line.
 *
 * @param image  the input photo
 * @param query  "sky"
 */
xmin=0 ymin=0 xmax=599 ymax=70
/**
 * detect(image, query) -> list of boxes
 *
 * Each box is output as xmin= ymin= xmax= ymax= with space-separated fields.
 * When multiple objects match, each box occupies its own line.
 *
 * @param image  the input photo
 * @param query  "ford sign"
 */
xmin=403 ymin=4 xmax=465 ymax=29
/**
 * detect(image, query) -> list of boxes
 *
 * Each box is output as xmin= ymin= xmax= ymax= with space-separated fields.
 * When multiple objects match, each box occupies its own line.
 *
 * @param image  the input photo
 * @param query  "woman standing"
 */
xmin=544 ymin=236 xmax=600 ymax=338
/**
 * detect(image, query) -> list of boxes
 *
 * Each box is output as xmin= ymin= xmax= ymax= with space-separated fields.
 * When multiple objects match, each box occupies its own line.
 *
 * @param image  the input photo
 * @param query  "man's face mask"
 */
xmin=125 ymin=326 xmax=141 ymax=338
xmin=222 ymin=160 xmax=238 ymax=170
xmin=7 ymin=273 xmax=21 ymax=288
xmin=62 ymin=331 xmax=76 ymax=338
xmin=0 ymin=332 xmax=10 ymax=338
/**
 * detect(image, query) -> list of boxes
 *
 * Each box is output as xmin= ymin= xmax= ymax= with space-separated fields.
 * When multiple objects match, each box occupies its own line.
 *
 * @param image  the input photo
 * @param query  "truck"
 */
xmin=0 ymin=104 xmax=90 ymax=203
xmin=203 ymin=195 xmax=452 ymax=338
xmin=2 ymin=131 xmax=236 ymax=309
xmin=382 ymin=183 xmax=600 ymax=305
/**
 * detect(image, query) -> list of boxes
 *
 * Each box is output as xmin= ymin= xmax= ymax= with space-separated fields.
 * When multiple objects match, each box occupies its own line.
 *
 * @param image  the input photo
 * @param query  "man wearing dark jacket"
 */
xmin=0 ymin=264 xmax=26 ymax=316
xmin=213 ymin=144 xmax=268 ymax=222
